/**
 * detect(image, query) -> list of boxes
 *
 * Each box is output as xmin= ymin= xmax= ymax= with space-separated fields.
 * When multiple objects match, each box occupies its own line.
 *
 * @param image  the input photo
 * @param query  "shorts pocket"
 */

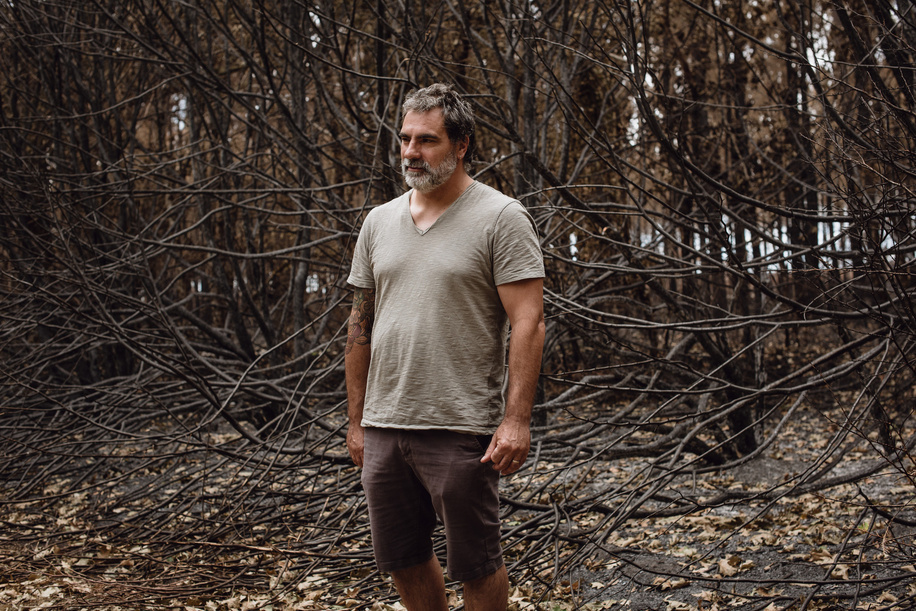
xmin=474 ymin=434 xmax=493 ymax=454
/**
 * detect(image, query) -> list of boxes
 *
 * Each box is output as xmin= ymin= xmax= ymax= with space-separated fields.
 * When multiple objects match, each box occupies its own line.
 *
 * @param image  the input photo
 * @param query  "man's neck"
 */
xmin=409 ymin=170 xmax=474 ymax=230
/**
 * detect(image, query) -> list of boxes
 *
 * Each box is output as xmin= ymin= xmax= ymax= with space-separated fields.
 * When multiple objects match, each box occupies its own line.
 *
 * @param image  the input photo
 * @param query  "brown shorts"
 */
xmin=361 ymin=428 xmax=503 ymax=582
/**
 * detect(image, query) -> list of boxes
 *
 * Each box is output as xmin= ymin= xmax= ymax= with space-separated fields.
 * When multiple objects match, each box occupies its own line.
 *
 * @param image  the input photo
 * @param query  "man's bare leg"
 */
xmin=390 ymin=555 xmax=449 ymax=611
xmin=463 ymin=564 xmax=509 ymax=611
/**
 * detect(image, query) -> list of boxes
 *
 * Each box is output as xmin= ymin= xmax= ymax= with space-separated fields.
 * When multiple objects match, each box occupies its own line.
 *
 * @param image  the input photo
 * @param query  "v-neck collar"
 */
xmin=407 ymin=181 xmax=477 ymax=236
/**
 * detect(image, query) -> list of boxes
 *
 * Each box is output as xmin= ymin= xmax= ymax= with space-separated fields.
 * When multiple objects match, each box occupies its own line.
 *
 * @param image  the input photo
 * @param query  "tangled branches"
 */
xmin=1 ymin=0 xmax=915 ymax=608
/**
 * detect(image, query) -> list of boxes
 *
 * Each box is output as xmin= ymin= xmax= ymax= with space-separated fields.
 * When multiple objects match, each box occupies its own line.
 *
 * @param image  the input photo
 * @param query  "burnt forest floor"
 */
xmin=1 ymin=404 xmax=915 ymax=611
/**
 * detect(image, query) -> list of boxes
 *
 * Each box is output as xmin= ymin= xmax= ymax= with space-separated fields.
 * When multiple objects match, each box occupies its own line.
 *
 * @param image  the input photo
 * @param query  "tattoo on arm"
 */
xmin=346 ymin=287 xmax=376 ymax=355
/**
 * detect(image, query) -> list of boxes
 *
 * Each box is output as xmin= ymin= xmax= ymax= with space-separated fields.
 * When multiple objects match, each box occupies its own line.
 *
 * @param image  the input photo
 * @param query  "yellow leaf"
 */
xmin=806 ymin=549 xmax=833 ymax=564
xmin=658 ymin=577 xmax=689 ymax=591
xmin=718 ymin=555 xmax=741 ymax=577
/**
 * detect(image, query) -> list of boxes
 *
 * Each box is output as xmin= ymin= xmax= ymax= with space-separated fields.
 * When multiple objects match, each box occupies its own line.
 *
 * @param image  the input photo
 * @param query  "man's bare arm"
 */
xmin=345 ymin=286 xmax=375 ymax=467
xmin=483 ymin=277 xmax=545 ymax=475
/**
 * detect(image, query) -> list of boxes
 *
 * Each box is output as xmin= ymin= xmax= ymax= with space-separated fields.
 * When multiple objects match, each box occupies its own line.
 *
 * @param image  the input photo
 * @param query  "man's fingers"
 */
xmin=480 ymin=436 xmax=499 ymax=463
xmin=480 ymin=435 xmax=527 ymax=473
xmin=487 ymin=451 xmax=525 ymax=473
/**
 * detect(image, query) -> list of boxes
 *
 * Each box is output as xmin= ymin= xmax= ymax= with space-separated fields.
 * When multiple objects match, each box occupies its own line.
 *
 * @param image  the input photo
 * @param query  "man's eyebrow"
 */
xmin=398 ymin=131 xmax=440 ymax=140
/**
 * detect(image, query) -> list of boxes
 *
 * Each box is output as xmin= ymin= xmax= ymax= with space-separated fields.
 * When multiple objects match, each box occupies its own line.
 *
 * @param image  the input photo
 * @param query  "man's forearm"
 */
xmin=345 ymin=345 xmax=371 ymax=425
xmin=345 ymin=286 xmax=375 ymax=466
xmin=345 ymin=340 xmax=371 ymax=468
xmin=482 ymin=313 xmax=544 ymax=474
xmin=504 ymin=315 xmax=546 ymax=423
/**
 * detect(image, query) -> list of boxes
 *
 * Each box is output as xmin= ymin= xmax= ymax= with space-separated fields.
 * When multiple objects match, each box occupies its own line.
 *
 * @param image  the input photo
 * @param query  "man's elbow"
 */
xmin=514 ymin=314 xmax=545 ymax=343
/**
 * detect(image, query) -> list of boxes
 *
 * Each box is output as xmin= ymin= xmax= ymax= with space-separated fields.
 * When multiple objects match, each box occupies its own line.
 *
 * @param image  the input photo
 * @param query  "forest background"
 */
xmin=1 ymin=0 xmax=915 ymax=609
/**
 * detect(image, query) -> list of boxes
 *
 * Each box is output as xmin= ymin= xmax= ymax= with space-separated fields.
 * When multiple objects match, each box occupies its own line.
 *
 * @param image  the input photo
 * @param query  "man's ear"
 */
xmin=457 ymin=136 xmax=470 ymax=160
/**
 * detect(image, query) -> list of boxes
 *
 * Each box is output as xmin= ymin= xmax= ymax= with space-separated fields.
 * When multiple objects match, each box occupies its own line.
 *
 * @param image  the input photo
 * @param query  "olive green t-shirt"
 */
xmin=347 ymin=181 xmax=544 ymax=434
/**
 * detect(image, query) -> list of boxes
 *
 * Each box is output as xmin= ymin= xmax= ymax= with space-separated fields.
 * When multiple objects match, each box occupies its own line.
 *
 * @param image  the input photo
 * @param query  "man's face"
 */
xmin=399 ymin=109 xmax=464 ymax=193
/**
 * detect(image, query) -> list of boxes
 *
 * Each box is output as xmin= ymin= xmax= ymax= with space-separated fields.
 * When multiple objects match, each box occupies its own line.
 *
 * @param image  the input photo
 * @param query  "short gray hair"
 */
xmin=402 ymin=83 xmax=477 ymax=166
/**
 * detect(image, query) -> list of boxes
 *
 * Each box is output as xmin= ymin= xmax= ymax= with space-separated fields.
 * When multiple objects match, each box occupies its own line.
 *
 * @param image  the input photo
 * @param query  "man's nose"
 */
xmin=402 ymin=139 xmax=420 ymax=159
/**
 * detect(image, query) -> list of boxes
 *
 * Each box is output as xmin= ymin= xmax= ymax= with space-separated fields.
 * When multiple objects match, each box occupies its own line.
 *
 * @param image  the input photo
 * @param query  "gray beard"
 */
xmin=402 ymin=150 xmax=458 ymax=193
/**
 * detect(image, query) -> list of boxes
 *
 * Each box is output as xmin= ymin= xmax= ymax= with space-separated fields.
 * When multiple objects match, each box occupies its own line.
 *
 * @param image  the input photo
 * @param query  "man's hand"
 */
xmin=347 ymin=423 xmax=365 ymax=468
xmin=481 ymin=418 xmax=530 ymax=475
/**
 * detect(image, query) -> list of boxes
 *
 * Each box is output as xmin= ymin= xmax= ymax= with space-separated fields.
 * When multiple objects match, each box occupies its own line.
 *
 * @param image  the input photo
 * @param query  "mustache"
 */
xmin=403 ymin=160 xmax=430 ymax=170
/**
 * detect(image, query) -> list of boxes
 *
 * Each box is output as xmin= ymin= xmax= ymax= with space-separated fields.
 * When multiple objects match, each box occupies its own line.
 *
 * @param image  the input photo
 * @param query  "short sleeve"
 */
xmin=347 ymin=214 xmax=376 ymax=289
xmin=492 ymin=202 xmax=544 ymax=286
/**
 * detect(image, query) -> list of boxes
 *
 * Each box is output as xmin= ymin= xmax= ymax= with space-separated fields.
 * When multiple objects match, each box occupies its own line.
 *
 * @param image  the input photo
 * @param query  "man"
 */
xmin=345 ymin=83 xmax=545 ymax=611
